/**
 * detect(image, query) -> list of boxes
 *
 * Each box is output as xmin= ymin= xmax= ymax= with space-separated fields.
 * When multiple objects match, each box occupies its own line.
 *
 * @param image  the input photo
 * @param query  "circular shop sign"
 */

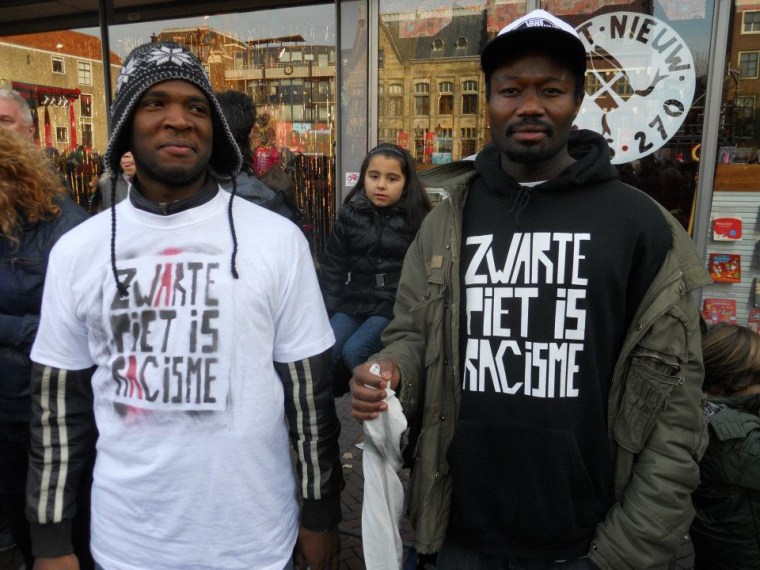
xmin=575 ymin=12 xmax=696 ymax=165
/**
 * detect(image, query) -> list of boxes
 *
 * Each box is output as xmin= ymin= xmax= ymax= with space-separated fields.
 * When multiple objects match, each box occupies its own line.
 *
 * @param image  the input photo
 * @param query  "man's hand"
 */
xmin=294 ymin=526 xmax=339 ymax=570
xmin=34 ymin=554 xmax=79 ymax=570
xmin=350 ymin=359 xmax=400 ymax=421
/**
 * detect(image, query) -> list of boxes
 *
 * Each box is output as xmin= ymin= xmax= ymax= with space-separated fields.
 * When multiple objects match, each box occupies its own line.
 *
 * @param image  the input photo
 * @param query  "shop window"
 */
xmin=439 ymin=94 xmax=453 ymax=115
xmin=438 ymin=82 xmax=453 ymax=115
xmin=739 ymin=51 xmax=759 ymax=78
xmin=613 ymin=75 xmax=633 ymax=99
xmin=436 ymin=127 xmax=452 ymax=153
xmin=52 ymin=56 xmax=64 ymax=73
xmin=743 ymin=11 xmax=760 ymax=33
xmin=461 ymin=127 xmax=477 ymax=157
xmin=585 ymin=73 xmax=601 ymax=97
xmin=386 ymin=82 xmax=403 ymax=117
xmin=56 ymin=126 xmax=68 ymax=143
xmin=80 ymin=94 xmax=92 ymax=118
xmin=414 ymin=127 xmax=425 ymax=160
xmin=462 ymin=93 xmax=477 ymax=115
xmin=734 ymin=95 xmax=756 ymax=139
xmin=415 ymin=82 xmax=430 ymax=116
xmin=388 ymin=83 xmax=403 ymax=95
xmin=432 ymin=39 xmax=444 ymax=58
xmin=81 ymin=122 xmax=93 ymax=147
xmin=462 ymin=80 xmax=478 ymax=115
xmin=378 ymin=48 xmax=384 ymax=70
xmin=78 ymin=61 xmax=92 ymax=86
xmin=456 ymin=37 xmax=467 ymax=56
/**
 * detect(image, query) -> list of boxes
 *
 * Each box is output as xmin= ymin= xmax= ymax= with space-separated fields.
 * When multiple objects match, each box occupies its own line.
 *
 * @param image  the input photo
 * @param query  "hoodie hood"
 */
xmin=474 ymin=129 xmax=617 ymax=225
xmin=475 ymin=129 xmax=618 ymax=197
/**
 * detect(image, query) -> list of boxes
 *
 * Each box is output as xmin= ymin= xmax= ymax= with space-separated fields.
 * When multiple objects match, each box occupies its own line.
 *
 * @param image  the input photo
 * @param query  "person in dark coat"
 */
xmin=690 ymin=323 xmax=760 ymax=570
xmin=319 ymin=143 xmax=430 ymax=395
xmin=216 ymin=89 xmax=302 ymax=223
xmin=0 ymin=129 xmax=90 ymax=570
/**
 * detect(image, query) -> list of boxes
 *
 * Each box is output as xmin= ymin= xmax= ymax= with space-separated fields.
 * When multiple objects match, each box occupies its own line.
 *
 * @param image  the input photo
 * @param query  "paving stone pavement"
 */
xmin=334 ymin=393 xmax=696 ymax=570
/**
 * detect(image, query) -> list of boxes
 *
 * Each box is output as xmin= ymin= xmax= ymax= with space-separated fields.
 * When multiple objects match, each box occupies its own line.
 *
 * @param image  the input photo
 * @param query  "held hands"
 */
xmin=294 ymin=526 xmax=340 ymax=570
xmin=350 ymin=359 xmax=400 ymax=421
xmin=34 ymin=555 xmax=79 ymax=570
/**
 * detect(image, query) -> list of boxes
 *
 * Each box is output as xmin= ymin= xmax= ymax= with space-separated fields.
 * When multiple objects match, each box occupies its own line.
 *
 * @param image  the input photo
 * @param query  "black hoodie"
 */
xmin=447 ymin=130 xmax=673 ymax=559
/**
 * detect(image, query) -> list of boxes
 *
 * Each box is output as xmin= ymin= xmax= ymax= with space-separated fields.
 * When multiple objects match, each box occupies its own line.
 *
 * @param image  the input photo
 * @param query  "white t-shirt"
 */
xmin=32 ymin=189 xmax=334 ymax=570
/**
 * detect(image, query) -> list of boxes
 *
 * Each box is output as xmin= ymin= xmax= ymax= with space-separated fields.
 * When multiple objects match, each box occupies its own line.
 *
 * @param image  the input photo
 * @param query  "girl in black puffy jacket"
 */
xmin=319 ymin=143 xmax=431 ymax=395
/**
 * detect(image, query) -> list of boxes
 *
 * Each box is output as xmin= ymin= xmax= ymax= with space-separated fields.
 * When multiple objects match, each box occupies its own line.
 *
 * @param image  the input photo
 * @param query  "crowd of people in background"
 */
xmin=0 ymin=7 xmax=758 ymax=570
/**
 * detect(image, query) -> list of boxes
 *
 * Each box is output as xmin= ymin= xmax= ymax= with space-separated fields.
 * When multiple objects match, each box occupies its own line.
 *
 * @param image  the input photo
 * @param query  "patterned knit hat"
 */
xmin=105 ymin=41 xmax=242 ymax=180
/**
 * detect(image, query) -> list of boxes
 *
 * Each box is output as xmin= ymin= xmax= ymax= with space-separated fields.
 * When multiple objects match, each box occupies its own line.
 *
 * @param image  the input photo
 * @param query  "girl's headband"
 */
xmin=369 ymin=145 xmax=407 ymax=160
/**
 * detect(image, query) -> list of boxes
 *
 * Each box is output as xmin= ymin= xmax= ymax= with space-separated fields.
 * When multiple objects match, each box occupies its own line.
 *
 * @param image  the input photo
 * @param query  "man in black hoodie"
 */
xmin=351 ymin=9 xmax=710 ymax=570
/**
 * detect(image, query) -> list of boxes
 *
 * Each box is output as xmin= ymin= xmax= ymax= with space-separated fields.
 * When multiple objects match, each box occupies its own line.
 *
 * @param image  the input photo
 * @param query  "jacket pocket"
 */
xmin=613 ymin=353 xmax=683 ymax=453
xmin=410 ymin=282 xmax=444 ymax=368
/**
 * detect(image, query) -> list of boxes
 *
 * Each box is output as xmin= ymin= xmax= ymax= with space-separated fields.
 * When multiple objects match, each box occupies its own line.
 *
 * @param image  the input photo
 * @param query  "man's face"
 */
xmin=488 ymin=53 xmax=582 ymax=172
xmin=0 ymin=99 xmax=34 ymax=139
xmin=130 ymin=80 xmax=213 ymax=201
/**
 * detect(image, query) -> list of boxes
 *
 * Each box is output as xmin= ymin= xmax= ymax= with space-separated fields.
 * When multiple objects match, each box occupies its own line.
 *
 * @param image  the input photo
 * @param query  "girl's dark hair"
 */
xmin=702 ymin=323 xmax=760 ymax=396
xmin=344 ymin=143 xmax=432 ymax=231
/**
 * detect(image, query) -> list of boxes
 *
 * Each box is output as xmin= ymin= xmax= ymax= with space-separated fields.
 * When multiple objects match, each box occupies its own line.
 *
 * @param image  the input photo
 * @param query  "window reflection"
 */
xmin=378 ymin=0 xmax=517 ymax=167
xmin=703 ymin=1 xmax=760 ymax=328
xmin=0 ymin=6 xmax=337 ymax=258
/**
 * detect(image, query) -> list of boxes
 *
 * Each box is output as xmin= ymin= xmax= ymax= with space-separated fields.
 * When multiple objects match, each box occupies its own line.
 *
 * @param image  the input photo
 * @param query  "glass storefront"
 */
xmin=376 ymin=0 xmax=716 ymax=230
xmin=701 ymin=0 xmax=760 ymax=327
xmin=1 ymin=0 xmax=758 ymax=320
xmin=0 ymin=5 xmax=339 ymax=259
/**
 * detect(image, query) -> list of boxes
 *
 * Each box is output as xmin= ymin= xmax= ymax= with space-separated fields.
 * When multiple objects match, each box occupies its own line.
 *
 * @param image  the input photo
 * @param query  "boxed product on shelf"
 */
xmin=748 ymin=309 xmax=760 ymax=334
xmin=702 ymin=298 xmax=737 ymax=325
xmin=712 ymin=216 xmax=742 ymax=241
xmin=708 ymin=253 xmax=741 ymax=283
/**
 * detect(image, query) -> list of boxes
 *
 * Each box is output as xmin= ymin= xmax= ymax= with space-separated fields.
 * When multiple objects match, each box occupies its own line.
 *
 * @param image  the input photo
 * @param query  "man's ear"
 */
xmin=574 ymin=96 xmax=584 ymax=116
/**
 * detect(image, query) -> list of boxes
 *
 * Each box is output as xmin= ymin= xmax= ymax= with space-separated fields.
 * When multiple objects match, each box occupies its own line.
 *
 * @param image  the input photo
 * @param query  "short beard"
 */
xmin=132 ymin=147 xmax=209 ymax=187
xmin=503 ymin=142 xmax=563 ymax=165
xmin=502 ymin=120 xmax=563 ymax=165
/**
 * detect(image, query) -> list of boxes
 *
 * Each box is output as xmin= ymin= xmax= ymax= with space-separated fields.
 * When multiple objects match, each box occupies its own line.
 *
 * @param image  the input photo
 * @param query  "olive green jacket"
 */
xmin=376 ymin=164 xmax=710 ymax=569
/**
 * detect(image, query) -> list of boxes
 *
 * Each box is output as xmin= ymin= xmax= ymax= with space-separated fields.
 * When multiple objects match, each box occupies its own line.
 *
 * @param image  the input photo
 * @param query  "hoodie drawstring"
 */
xmin=510 ymin=185 xmax=532 ymax=228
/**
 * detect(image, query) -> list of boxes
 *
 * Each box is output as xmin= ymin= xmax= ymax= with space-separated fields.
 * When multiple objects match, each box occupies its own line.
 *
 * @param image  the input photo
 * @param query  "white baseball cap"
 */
xmin=480 ymin=9 xmax=587 ymax=79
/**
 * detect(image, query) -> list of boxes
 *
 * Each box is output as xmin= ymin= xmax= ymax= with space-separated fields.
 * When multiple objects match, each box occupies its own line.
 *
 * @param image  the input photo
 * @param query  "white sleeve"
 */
xmin=30 ymin=241 xmax=94 ymax=370
xmin=271 ymin=238 xmax=334 ymax=363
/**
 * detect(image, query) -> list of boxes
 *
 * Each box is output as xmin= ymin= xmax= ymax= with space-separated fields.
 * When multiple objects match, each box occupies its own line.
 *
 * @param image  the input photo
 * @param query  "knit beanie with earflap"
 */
xmin=105 ymin=41 xmax=242 ymax=179
xmin=106 ymin=41 xmax=244 ymax=296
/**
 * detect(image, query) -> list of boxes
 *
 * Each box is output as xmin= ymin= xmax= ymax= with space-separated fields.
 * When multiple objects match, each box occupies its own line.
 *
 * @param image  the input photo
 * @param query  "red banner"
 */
xmin=423 ymin=130 xmax=436 ymax=164
xmin=396 ymin=131 xmax=409 ymax=149
xmin=43 ymin=106 xmax=51 ymax=148
xmin=69 ymin=101 xmax=77 ymax=148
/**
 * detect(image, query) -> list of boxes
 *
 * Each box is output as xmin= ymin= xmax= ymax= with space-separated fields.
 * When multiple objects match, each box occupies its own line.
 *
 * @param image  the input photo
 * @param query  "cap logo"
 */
xmin=519 ymin=18 xmax=557 ymax=29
